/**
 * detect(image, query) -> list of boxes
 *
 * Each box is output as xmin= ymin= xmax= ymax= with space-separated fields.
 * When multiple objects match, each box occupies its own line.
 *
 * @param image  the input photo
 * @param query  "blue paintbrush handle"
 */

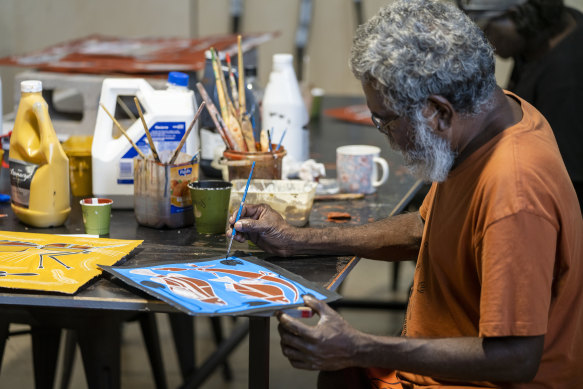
xmin=232 ymin=161 xmax=256 ymax=236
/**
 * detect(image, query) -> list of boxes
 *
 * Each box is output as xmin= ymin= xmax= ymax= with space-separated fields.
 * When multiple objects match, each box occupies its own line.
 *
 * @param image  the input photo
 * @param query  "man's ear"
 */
xmin=425 ymin=95 xmax=454 ymax=133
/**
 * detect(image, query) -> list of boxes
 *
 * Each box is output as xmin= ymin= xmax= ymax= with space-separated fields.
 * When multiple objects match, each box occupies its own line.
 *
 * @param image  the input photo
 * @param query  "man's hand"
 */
xmin=277 ymin=295 xmax=362 ymax=371
xmin=227 ymin=203 xmax=300 ymax=257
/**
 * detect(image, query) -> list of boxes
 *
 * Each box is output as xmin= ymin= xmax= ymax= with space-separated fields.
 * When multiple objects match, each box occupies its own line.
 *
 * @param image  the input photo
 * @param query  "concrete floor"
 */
xmin=0 ymin=258 xmax=414 ymax=389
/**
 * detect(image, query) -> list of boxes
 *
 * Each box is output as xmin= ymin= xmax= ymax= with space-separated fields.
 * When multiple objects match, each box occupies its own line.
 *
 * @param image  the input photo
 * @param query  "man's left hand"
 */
xmin=277 ymin=295 xmax=361 ymax=371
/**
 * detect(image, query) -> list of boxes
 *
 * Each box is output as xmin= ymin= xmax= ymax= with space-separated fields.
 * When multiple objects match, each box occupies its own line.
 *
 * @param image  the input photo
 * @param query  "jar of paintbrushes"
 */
xmin=195 ymin=39 xmax=286 ymax=181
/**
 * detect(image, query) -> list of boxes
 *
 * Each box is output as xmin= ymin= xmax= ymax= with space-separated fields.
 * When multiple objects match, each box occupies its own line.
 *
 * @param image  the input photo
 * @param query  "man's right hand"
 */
xmin=227 ymin=203 xmax=299 ymax=257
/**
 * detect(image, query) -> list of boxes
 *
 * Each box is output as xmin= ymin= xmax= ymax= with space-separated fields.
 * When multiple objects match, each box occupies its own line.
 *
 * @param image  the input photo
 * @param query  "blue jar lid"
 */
xmin=168 ymin=71 xmax=189 ymax=87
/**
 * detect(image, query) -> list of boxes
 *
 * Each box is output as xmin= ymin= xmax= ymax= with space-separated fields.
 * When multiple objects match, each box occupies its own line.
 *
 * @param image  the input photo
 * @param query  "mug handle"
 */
xmin=373 ymin=157 xmax=389 ymax=188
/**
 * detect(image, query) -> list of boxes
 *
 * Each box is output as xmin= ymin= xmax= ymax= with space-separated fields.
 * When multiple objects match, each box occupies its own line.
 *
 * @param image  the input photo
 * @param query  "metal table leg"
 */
xmin=248 ymin=316 xmax=270 ymax=389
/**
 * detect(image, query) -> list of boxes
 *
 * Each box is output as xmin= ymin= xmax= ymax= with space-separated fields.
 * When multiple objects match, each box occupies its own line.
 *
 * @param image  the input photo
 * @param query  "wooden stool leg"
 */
xmin=138 ymin=313 xmax=168 ymax=389
xmin=31 ymin=326 xmax=62 ymax=389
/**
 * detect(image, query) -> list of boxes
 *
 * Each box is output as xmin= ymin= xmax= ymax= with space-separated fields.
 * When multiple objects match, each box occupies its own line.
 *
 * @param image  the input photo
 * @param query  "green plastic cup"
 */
xmin=188 ymin=180 xmax=233 ymax=234
xmin=80 ymin=198 xmax=113 ymax=235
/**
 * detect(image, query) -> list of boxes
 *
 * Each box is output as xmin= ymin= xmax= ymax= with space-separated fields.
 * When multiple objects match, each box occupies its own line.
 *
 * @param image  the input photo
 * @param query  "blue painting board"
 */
xmin=100 ymin=256 xmax=341 ymax=316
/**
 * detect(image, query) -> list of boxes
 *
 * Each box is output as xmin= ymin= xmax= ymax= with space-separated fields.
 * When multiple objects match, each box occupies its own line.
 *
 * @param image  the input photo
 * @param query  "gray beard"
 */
xmin=389 ymin=121 xmax=455 ymax=183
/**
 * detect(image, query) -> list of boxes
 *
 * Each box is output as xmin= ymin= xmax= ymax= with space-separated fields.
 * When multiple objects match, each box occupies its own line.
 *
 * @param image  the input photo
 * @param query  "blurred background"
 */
xmin=1 ymin=0 xmax=582 ymax=118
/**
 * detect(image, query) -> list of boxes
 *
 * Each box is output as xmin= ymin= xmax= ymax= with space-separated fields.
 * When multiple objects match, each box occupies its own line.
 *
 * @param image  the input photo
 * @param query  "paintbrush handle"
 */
xmin=99 ymin=103 xmax=146 ymax=159
xmin=169 ymin=101 xmax=205 ymax=165
xmin=227 ymin=160 xmax=255 ymax=259
xmin=195 ymin=82 xmax=236 ymax=150
xmin=233 ymin=160 xmax=256 ymax=233
xmin=133 ymin=97 xmax=161 ymax=163
xmin=226 ymin=53 xmax=240 ymax=112
xmin=238 ymin=35 xmax=246 ymax=114
xmin=211 ymin=50 xmax=229 ymax=123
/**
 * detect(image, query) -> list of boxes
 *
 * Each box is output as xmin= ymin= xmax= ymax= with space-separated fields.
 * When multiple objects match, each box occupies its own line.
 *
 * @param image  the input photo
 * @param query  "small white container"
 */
xmin=92 ymin=72 xmax=199 ymax=208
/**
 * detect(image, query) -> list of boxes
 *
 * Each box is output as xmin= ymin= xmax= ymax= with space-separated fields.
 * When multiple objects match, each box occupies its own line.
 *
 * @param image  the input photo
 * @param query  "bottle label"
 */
xmin=169 ymin=163 xmax=196 ymax=214
xmin=8 ymin=159 xmax=39 ymax=208
xmin=117 ymin=121 xmax=187 ymax=185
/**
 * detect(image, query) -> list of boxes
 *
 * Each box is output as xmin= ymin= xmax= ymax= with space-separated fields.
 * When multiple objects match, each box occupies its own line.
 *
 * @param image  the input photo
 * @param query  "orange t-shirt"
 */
xmin=372 ymin=92 xmax=583 ymax=388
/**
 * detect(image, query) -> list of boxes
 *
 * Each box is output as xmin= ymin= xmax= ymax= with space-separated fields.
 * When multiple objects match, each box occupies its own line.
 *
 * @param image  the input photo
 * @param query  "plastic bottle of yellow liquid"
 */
xmin=9 ymin=80 xmax=71 ymax=227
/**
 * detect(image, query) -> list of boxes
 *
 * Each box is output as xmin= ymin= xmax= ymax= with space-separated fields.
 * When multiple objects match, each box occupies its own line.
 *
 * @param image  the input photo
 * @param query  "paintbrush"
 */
xmin=133 ymin=97 xmax=161 ymax=163
xmin=195 ymin=82 xmax=237 ymax=150
xmin=259 ymin=129 xmax=269 ymax=151
xmin=99 ymin=103 xmax=146 ymax=159
xmin=211 ymin=49 xmax=247 ymax=151
xmin=234 ymin=35 xmax=257 ymax=152
xmin=267 ymin=129 xmax=273 ymax=152
xmin=226 ymin=160 xmax=256 ymax=259
xmin=168 ymin=101 xmax=205 ymax=165
xmin=217 ymin=49 xmax=256 ymax=152
xmin=226 ymin=53 xmax=240 ymax=113
xmin=210 ymin=49 xmax=231 ymax=125
xmin=237 ymin=35 xmax=246 ymax=116
xmin=276 ymin=128 xmax=287 ymax=151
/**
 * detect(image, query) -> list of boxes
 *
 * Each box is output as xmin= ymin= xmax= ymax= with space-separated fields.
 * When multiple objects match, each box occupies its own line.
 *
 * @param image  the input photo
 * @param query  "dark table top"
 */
xmin=0 ymin=95 xmax=418 ymax=313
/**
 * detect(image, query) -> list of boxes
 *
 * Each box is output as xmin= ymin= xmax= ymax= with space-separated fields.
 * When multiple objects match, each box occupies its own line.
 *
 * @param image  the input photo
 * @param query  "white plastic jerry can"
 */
xmin=92 ymin=73 xmax=198 ymax=208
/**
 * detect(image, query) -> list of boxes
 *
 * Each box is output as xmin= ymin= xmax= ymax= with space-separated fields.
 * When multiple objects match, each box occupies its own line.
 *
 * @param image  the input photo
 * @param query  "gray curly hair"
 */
xmin=350 ymin=0 xmax=497 ymax=122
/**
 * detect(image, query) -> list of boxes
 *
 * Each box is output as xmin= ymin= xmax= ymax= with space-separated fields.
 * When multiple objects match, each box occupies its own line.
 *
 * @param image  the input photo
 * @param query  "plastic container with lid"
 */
xmin=9 ymin=80 xmax=71 ymax=227
xmin=228 ymin=179 xmax=317 ymax=227
xmin=92 ymin=71 xmax=199 ymax=208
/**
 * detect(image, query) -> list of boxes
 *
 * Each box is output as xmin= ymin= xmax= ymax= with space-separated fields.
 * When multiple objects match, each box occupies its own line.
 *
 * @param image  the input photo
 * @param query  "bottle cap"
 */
xmin=272 ymin=54 xmax=293 ymax=72
xmin=21 ymin=80 xmax=42 ymax=93
xmin=168 ymin=71 xmax=189 ymax=87
xmin=273 ymin=54 xmax=293 ymax=65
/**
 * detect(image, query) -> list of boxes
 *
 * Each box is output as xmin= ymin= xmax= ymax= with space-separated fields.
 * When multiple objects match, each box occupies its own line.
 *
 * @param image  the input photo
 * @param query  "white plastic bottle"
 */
xmin=92 ymin=72 xmax=198 ymax=208
xmin=262 ymin=54 xmax=309 ymax=164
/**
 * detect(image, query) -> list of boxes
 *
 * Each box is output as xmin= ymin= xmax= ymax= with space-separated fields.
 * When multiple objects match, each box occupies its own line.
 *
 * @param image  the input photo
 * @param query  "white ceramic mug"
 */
xmin=336 ymin=145 xmax=389 ymax=194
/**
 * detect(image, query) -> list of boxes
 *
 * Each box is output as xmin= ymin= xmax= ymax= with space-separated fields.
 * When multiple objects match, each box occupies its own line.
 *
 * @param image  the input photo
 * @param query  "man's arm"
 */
xmin=278 ymin=296 xmax=544 ymax=383
xmin=229 ymin=203 xmax=424 ymax=260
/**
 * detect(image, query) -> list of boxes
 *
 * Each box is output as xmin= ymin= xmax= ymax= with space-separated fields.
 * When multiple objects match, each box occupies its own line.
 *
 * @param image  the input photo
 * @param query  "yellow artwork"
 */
xmin=0 ymin=231 xmax=142 ymax=294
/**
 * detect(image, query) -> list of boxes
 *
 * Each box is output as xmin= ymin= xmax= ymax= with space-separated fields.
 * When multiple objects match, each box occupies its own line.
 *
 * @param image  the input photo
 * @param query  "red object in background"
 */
xmin=323 ymin=104 xmax=373 ymax=126
xmin=0 ymin=33 xmax=277 ymax=76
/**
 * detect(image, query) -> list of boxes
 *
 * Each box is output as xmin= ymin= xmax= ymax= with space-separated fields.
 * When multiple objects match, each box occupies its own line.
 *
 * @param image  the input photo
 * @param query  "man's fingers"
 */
xmin=302 ymin=294 xmax=334 ymax=317
xmin=229 ymin=203 xmax=263 ymax=225
xmin=280 ymin=343 xmax=319 ymax=371
xmin=235 ymin=217 xmax=270 ymax=233
xmin=288 ymin=358 xmax=318 ymax=370
xmin=278 ymin=326 xmax=314 ymax=354
xmin=277 ymin=313 xmax=315 ymax=342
